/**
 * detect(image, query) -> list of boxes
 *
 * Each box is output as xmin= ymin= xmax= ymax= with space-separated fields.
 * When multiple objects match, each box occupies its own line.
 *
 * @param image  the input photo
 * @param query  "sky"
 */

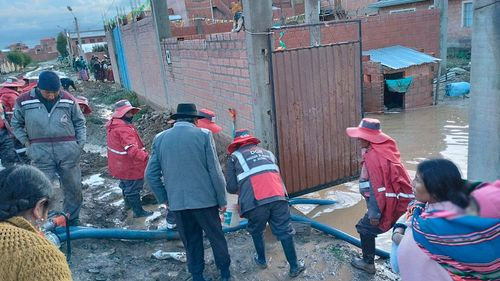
xmin=0 ymin=0 xmax=135 ymax=49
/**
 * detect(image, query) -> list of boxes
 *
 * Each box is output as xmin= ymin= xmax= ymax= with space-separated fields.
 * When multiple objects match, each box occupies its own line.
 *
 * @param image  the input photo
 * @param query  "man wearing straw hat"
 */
xmin=146 ymin=103 xmax=231 ymax=281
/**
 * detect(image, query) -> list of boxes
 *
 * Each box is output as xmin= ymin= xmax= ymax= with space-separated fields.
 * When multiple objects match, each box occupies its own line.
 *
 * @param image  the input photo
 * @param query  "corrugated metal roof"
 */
xmin=368 ymin=0 xmax=426 ymax=8
xmin=363 ymin=45 xmax=439 ymax=70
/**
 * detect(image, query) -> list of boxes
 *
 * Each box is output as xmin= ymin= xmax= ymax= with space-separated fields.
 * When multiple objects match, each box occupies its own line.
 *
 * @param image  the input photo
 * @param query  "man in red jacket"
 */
xmin=346 ymin=118 xmax=413 ymax=274
xmin=225 ymin=129 xmax=305 ymax=278
xmin=106 ymin=100 xmax=152 ymax=218
xmin=0 ymin=80 xmax=23 ymax=167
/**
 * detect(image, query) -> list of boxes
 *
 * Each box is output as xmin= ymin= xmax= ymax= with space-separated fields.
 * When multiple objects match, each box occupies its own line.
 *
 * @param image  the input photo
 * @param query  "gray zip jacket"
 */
xmin=145 ymin=122 xmax=227 ymax=211
xmin=11 ymin=88 xmax=86 ymax=147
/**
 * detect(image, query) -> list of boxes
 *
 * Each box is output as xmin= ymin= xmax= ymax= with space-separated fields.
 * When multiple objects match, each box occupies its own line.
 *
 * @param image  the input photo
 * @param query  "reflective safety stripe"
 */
xmin=124 ymin=144 xmax=134 ymax=150
xmin=232 ymin=151 xmax=250 ymax=172
xmin=16 ymin=148 xmax=27 ymax=153
xmin=5 ymin=112 xmax=13 ymax=115
xmin=359 ymin=181 xmax=371 ymax=189
xmin=108 ymin=147 xmax=127 ymax=155
xmin=377 ymin=187 xmax=386 ymax=192
xmin=21 ymin=99 xmax=41 ymax=106
xmin=385 ymin=192 xmax=415 ymax=199
xmin=59 ymin=99 xmax=75 ymax=104
xmin=237 ymin=164 xmax=280 ymax=181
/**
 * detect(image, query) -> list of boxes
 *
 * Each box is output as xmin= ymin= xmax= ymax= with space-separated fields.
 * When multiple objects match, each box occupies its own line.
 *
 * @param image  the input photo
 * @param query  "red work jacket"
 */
xmin=0 ymin=88 xmax=19 ymax=129
xmin=106 ymin=118 xmax=148 ymax=180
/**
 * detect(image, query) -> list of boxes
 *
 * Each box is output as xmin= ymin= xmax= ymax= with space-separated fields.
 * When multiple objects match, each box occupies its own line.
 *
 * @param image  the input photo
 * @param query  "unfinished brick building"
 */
xmin=363 ymin=45 xmax=439 ymax=112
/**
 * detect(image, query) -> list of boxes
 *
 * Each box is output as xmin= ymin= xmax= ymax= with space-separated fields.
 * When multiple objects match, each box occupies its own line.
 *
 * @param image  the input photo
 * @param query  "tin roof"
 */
xmin=363 ymin=45 xmax=439 ymax=70
xmin=368 ymin=0 xmax=426 ymax=8
xmin=69 ymin=30 xmax=106 ymax=39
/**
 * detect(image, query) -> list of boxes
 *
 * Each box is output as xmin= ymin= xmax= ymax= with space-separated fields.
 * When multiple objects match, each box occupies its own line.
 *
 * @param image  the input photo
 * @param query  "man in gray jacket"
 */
xmin=11 ymin=71 xmax=86 ymax=225
xmin=146 ymin=103 xmax=231 ymax=281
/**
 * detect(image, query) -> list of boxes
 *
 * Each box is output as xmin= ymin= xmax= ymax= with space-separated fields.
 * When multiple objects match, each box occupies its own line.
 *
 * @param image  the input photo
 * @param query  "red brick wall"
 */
xmin=161 ymin=32 xmax=254 ymax=135
xmin=273 ymin=9 xmax=440 ymax=56
xmin=120 ymin=17 xmax=167 ymax=107
xmin=27 ymin=52 xmax=59 ymax=62
xmin=362 ymin=59 xmax=384 ymax=113
xmin=403 ymin=64 xmax=435 ymax=109
xmin=447 ymin=0 xmax=472 ymax=48
xmin=171 ymin=22 xmax=232 ymax=37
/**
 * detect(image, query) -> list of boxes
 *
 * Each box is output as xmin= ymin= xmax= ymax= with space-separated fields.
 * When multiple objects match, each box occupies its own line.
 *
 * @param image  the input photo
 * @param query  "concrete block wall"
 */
xmin=120 ymin=17 xmax=167 ymax=108
xmin=161 ymin=32 xmax=254 ymax=135
xmin=273 ymin=9 xmax=440 ymax=56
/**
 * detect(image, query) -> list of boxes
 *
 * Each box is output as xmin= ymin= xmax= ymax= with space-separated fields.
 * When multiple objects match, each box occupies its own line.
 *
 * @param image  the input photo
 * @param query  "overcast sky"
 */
xmin=0 ymin=0 xmax=134 ymax=49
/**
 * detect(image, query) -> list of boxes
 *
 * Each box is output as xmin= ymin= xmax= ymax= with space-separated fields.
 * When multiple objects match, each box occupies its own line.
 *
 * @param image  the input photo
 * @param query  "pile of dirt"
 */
xmin=135 ymin=111 xmax=171 ymax=149
xmin=81 ymin=151 xmax=109 ymax=177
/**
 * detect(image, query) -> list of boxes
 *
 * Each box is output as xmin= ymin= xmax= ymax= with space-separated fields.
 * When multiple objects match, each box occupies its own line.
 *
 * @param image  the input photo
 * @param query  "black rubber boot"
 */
xmin=351 ymin=234 xmax=376 ymax=274
xmin=220 ymin=268 xmax=231 ymax=281
xmin=192 ymin=274 xmax=212 ymax=281
xmin=123 ymin=194 xmax=131 ymax=210
xmin=280 ymin=237 xmax=305 ymax=278
xmin=251 ymin=234 xmax=267 ymax=269
xmin=127 ymin=195 xmax=153 ymax=218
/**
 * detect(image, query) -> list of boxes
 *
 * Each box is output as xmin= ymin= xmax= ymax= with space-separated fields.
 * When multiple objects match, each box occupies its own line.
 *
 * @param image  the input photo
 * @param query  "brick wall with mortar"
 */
xmin=378 ymin=0 xmax=471 ymax=48
xmin=362 ymin=59 xmax=436 ymax=112
xmin=161 ymin=32 xmax=254 ymax=136
xmin=274 ymin=9 xmax=440 ymax=56
xmin=120 ymin=17 xmax=167 ymax=108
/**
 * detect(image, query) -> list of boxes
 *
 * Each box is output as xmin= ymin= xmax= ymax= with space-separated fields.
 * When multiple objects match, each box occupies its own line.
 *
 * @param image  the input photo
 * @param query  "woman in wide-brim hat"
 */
xmin=346 ymin=117 xmax=413 ymax=275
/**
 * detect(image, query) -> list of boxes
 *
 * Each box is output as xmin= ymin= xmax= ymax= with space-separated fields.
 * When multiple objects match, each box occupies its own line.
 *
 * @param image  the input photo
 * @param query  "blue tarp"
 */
xmin=385 ymin=77 xmax=413 ymax=93
xmin=446 ymin=82 xmax=470 ymax=97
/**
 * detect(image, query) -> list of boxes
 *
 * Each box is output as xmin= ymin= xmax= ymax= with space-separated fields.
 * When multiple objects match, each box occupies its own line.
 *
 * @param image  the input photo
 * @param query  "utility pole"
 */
xmin=305 ymin=0 xmax=321 ymax=46
xmin=67 ymin=6 xmax=83 ymax=58
xmin=242 ymin=0 xmax=277 ymax=154
xmin=151 ymin=0 xmax=172 ymax=106
xmin=467 ymin=0 xmax=500 ymax=182
xmin=434 ymin=0 xmax=448 ymax=72
xmin=209 ymin=0 xmax=214 ymax=21
xmin=152 ymin=0 xmax=172 ymax=40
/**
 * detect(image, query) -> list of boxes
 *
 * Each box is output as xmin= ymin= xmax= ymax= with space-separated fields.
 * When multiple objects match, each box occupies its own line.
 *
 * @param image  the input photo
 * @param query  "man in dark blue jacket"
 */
xmin=225 ymin=129 xmax=305 ymax=278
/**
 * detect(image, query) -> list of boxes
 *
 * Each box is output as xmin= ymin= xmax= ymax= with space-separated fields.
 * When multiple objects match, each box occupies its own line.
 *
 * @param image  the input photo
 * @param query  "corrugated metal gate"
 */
xmin=271 ymin=21 xmax=363 ymax=196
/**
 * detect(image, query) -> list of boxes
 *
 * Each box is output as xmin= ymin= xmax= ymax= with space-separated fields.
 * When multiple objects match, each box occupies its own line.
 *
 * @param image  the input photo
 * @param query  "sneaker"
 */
xmin=351 ymin=257 xmax=376 ymax=274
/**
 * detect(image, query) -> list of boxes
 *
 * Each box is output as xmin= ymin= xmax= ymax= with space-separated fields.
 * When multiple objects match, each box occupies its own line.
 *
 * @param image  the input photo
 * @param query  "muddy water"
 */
xmin=297 ymin=100 xmax=469 ymax=251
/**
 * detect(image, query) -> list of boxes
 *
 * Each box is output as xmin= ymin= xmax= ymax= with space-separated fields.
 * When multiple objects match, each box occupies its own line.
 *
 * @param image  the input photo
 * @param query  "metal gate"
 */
xmin=271 ymin=21 xmax=363 ymax=196
xmin=112 ymin=27 xmax=131 ymax=90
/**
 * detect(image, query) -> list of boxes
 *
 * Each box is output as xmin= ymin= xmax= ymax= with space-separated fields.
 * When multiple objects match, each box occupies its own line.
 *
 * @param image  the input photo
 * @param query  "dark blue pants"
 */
xmin=244 ymin=200 xmax=294 ymax=241
xmin=0 ymin=129 xmax=17 ymax=168
xmin=174 ymin=206 xmax=231 ymax=276
xmin=119 ymin=179 xmax=143 ymax=197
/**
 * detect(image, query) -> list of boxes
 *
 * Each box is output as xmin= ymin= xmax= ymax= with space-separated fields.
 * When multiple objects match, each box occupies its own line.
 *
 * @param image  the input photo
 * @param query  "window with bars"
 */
xmin=462 ymin=1 xmax=473 ymax=28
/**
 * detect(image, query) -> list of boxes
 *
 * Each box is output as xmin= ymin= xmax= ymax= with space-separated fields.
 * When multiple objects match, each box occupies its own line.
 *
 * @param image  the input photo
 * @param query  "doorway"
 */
xmin=384 ymin=72 xmax=405 ymax=110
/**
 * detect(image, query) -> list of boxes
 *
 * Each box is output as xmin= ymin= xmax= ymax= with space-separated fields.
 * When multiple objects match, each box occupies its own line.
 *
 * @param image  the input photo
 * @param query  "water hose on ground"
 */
xmin=54 ymin=198 xmax=389 ymax=259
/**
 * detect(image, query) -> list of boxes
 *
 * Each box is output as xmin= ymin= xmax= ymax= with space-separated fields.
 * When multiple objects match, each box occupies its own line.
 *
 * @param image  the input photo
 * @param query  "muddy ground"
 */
xmin=48 ymin=78 xmax=398 ymax=281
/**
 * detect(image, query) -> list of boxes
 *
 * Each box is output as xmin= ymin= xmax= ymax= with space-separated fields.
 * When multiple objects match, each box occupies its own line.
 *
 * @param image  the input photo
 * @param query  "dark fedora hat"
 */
xmin=170 ymin=103 xmax=205 ymax=120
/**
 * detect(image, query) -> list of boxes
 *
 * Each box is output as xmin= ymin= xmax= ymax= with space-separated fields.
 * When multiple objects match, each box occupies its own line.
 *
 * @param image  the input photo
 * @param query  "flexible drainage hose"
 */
xmin=54 ymin=198 xmax=389 ymax=258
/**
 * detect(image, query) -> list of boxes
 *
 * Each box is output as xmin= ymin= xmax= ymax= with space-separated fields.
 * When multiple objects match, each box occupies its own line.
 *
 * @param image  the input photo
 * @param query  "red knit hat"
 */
xmin=228 ymin=129 xmax=260 ymax=154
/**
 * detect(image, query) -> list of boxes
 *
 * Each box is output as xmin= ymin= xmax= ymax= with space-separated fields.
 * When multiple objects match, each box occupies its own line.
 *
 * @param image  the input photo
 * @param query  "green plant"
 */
xmin=92 ymin=44 xmax=108 ymax=53
xmin=7 ymin=51 xmax=32 ymax=67
xmin=57 ymin=32 xmax=69 ymax=57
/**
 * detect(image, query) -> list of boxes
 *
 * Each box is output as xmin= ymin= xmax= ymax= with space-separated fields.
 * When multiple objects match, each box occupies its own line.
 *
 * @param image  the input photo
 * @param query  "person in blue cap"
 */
xmin=11 ymin=70 xmax=86 ymax=226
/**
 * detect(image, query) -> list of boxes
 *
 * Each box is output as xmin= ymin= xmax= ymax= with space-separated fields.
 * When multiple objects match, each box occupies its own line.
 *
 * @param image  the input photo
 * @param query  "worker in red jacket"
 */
xmin=225 ymin=129 xmax=306 ymax=278
xmin=0 ymin=80 xmax=22 ymax=167
xmin=346 ymin=118 xmax=413 ymax=274
xmin=106 ymin=100 xmax=152 ymax=218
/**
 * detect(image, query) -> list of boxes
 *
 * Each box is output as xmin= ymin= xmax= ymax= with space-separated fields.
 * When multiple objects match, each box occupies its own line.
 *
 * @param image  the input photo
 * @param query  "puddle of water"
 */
xmin=83 ymin=174 xmax=105 ymax=187
xmin=309 ymin=101 xmax=469 ymax=251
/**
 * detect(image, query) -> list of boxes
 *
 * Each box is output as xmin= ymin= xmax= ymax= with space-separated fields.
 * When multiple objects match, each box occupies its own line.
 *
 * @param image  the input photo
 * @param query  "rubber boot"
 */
xmin=251 ymin=234 xmax=267 ymax=269
xmin=220 ymin=268 xmax=231 ymax=281
xmin=122 ymin=193 xmax=131 ymax=210
xmin=280 ymin=237 xmax=305 ymax=278
xmin=127 ymin=195 xmax=153 ymax=218
xmin=351 ymin=234 xmax=376 ymax=274
xmin=192 ymin=274 xmax=212 ymax=281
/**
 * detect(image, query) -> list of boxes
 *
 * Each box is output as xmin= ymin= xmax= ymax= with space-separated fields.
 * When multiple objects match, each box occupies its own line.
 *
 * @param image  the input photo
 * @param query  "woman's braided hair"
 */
xmin=0 ymin=165 xmax=53 ymax=221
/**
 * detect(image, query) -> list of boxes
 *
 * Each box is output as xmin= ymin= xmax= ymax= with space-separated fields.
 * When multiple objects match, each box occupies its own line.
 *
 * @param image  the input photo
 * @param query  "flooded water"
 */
xmin=298 ymin=100 xmax=469 ymax=251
